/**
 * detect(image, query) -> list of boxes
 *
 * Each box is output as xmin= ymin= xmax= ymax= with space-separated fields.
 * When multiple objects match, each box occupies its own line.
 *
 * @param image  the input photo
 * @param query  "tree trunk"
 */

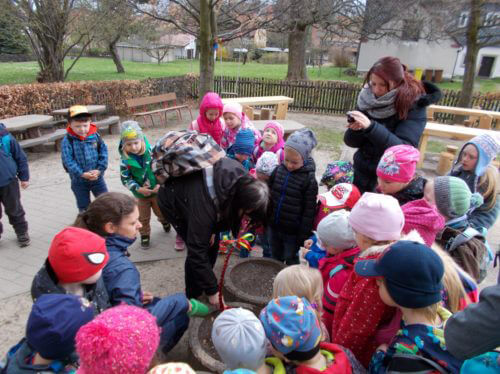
xmin=458 ymin=0 xmax=481 ymax=108
xmin=286 ymin=25 xmax=308 ymax=81
xmin=198 ymin=0 xmax=215 ymax=99
xmin=108 ymin=37 xmax=125 ymax=73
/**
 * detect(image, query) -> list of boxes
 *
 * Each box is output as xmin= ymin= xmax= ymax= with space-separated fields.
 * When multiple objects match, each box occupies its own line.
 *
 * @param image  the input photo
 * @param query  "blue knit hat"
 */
xmin=463 ymin=134 xmax=499 ymax=177
xmin=232 ymin=128 xmax=255 ymax=156
xmin=27 ymin=294 xmax=95 ymax=360
xmin=259 ymin=296 xmax=321 ymax=361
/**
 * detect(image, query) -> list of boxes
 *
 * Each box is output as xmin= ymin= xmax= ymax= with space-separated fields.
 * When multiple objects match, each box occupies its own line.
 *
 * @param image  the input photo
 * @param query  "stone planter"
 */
xmin=223 ymin=257 xmax=286 ymax=309
xmin=188 ymin=302 xmax=256 ymax=373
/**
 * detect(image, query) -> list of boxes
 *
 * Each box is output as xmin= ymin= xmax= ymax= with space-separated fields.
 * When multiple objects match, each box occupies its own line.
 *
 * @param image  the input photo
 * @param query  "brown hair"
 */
xmin=477 ymin=165 xmax=499 ymax=210
xmin=73 ymin=192 xmax=137 ymax=237
xmin=365 ymin=56 xmax=425 ymax=120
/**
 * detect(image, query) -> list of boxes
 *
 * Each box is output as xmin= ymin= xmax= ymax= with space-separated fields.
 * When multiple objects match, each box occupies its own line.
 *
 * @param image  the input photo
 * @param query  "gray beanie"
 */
xmin=120 ymin=120 xmax=144 ymax=142
xmin=317 ymin=209 xmax=356 ymax=250
xmin=434 ymin=176 xmax=483 ymax=219
xmin=285 ymin=128 xmax=318 ymax=161
xmin=211 ymin=308 xmax=266 ymax=370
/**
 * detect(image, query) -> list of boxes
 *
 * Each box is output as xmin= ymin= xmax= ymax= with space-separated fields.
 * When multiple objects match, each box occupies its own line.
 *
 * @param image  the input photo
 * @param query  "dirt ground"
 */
xmin=0 ymin=111 xmax=498 ymax=366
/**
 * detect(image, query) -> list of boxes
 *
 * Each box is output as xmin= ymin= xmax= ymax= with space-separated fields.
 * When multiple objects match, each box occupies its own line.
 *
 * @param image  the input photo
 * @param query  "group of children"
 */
xmin=0 ymin=90 xmax=499 ymax=373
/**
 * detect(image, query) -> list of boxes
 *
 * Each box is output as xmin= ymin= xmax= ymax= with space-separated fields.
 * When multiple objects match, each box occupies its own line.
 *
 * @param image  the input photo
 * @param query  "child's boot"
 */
xmin=141 ymin=235 xmax=150 ymax=249
xmin=17 ymin=232 xmax=30 ymax=247
xmin=188 ymin=298 xmax=212 ymax=317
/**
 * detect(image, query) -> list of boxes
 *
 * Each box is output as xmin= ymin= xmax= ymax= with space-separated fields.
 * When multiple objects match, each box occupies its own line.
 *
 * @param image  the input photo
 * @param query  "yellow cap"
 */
xmin=68 ymin=105 xmax=90 ymax=118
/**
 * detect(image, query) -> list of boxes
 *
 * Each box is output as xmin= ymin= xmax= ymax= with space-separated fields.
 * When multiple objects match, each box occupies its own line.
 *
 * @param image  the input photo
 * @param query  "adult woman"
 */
xmin=157 ymin=157 xmax=269 ymax=306
xmin=344 ymin=56 xmax=442 ymax=193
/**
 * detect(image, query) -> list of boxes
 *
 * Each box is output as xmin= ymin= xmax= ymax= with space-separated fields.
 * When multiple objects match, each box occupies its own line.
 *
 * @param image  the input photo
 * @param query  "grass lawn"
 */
xmin=0 ymin=57 xmax=498 ymax=93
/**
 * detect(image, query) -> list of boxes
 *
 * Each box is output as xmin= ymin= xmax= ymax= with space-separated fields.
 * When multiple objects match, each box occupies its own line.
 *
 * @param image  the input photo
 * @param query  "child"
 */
xmin=1 ymin=294 xmax=94 ymax=373
xmin=212 ymin=308 xmax=267 ymax=372
xmin=376 ymin=144 xmax=425 ymax=205
xmin=268 ymin=128 xmax=318 ymax=265
xmin=61 ymin=105 xmax=108 ymax=212
xmin=313 ymin=182 xmax=361 ymax=229
xmin=189 ymin=92 xmax=225 ymax=146
xmin=401 ymin=198 xmax=445 ymax=247
xmin=425 ymin=176 xmax=488 ymax=283
xmin=73 ymin=192 xmax=209 ymax=354
xmin=31 ymin=226 xmax=111 ymax=313
xmin=450 ymin=134 xmax=500 ymax=230
xmin=119 ymin=121 xmax=171 ymax=249
xmin=272 ymin=265 xmax=329 ymax=341
xmin=315 ymin=211 xmax=359 ymax=333
xmin=221 ymin=102 xmax=260 ymax=150
xmin=253 ymin=121 xmax=285 ymax=163
xmin=227 ymin=128 xmax=256 ymax=171
xmin=355 ymin=241 xmax=464 ymax=373
xmin=259 ymin=296 xmax=355 ymax=374
xmin=332 ymin=192 xmax=404 ymax=367
xmin=76 ymin=304 xmax=160 ymax=374
xmin=0 ymin=122 xmax=30 ymax=247
xmin=320 ymin=161 xmax=354 ymax=190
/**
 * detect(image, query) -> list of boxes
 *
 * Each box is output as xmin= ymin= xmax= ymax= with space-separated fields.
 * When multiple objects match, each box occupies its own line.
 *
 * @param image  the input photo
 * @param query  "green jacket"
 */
xmin=119 ymin=137 xmax=158 ymax=199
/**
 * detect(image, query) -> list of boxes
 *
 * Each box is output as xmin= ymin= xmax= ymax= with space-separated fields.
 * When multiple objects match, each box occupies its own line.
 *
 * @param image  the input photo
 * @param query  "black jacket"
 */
xmin=31 ymin=260 xmax=111 ymax=314
xmin=391 ymin=176 xmax=426 ymax=206
xmin=344 ymin=81 xmax=442 ymax=193
xmin=269 ymin=158 xmax=318 ymax=242
xmin=157 ymin=157 xmax=247 ymax=298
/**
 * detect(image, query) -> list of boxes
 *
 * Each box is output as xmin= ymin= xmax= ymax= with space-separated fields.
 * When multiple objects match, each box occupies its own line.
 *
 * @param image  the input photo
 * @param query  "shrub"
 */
xmin=259 ymin=52 xmax=288 ymax=64
xmin=333 ymin=51 xmax=351 ymax=68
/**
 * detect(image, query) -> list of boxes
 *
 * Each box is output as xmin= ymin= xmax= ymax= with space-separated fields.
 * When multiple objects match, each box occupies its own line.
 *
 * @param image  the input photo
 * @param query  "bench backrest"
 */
xmin=126 ymin=93 xmax=178 ymax=109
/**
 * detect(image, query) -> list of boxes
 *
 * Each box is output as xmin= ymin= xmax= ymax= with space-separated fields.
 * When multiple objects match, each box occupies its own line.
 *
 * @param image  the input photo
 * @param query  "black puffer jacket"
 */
xmin=344 ymin=81 xmax=442 ymax=193
xmin=157 ymin=157 xmax=247 ymax=298
xmin=31 ymin=259 xmax=111 ymax=314
xmin=269 ymin=158 xmax=318 ymax=243
xmin=391 ymin=175 xmax=427 ymax=206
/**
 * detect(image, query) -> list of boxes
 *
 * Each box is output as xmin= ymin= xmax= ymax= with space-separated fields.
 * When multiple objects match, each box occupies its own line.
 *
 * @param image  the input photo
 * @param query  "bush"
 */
xmin=259 ymin=52 xmax=288 ymax=64
xmin=333 ymin=51 xmax=351 ymax=68
xmin=250 ymin=49 xmax=263 ymax=61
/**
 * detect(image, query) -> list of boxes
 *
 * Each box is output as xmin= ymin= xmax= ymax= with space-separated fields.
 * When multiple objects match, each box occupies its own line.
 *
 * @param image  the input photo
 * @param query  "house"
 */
xmin=116 ymin=34 xmax=196 ymax=64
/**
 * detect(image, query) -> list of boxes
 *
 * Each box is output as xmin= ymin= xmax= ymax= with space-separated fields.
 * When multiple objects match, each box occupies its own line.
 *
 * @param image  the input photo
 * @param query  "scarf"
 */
xmin=357 ymin=85 xmax=397 ymax=119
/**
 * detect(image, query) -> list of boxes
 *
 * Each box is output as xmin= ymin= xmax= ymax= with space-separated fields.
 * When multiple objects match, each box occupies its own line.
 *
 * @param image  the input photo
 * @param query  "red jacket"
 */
xmin=331 ymin=244 xmax=397 ymax=368
xmin=318 ymin=247 xmax=360 ymax=333
xmin=295 ymin=342 xmax=352 ymax=374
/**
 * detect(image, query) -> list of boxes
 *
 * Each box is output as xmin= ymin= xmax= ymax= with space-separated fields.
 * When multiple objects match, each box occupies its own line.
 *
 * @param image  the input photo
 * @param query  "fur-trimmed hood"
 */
xmin=359 ymin=230 xmax=426 ymax=258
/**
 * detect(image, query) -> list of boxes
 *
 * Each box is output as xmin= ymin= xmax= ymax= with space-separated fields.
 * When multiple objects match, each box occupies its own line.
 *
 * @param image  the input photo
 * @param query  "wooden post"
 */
xmin=243 ymin=105 xmax=254 ymax=120
xmin=417 ymin=133 xmax=429 ymax=168
xmin=275 ymin=102 xmax=289 ymax=120
xmin=427 ymin=107 xmax=435 ymax=121
xmin=478 ymin=115 xmax=492 ymax=129
xmin=261 ymin=108 xmax=271 ymax=120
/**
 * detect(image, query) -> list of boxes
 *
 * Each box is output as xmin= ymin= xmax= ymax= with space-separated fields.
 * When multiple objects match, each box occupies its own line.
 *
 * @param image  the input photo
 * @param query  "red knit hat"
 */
xmin=48 ymin=227 xmax=108 ymax=283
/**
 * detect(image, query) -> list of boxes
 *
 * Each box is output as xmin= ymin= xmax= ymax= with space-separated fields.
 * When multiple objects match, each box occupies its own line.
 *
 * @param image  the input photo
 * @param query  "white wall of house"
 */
xmin=454 ymin=47 xmax=500 ymax=78
xmin=117 ymin=44 xmax=196 ymax=63
xmin=358 ymin=38 xmax=459 ymax=78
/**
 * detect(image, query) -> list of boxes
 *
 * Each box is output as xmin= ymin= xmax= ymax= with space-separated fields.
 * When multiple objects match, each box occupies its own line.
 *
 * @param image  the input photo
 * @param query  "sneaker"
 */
xmin=174 ymin=235 xmax=185 ymax=251
xmin=17 ymin=232 xmax=31 ymax=247
xmin=141 ymin=235 xmax=150 ymax=249
xmin=162 ymin=223 xmax=171 ymax=233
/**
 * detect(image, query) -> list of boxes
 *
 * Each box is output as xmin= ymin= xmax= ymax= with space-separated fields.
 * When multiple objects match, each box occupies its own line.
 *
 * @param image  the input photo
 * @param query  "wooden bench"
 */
xmin=428 ymin=105 xmax=500 ymax=130
xmin=19 ymin=128 xmax=67 ymax=152
xmin=95 ymin=116 xmax=120 ymax=135
xmin=418 ymin=122 xmax=498 ymax=167
xmin=126 ymin=93 xmax=193 ymax=127
xmin=222 ymin=96 xmax=294 ymax=120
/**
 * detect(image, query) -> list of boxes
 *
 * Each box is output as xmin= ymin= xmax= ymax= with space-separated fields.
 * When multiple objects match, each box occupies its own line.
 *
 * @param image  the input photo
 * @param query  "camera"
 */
xmin=346 ymin=112 xmax=355 ymax=123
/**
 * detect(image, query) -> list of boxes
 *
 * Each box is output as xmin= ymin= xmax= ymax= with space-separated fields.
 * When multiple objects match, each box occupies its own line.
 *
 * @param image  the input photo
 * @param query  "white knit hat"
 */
xmin=316 ymin=210 xmax=356 ymax=250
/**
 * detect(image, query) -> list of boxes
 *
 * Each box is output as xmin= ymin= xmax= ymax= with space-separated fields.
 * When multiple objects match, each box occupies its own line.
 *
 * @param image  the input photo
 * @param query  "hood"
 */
xmin=66 ymin=123 xmax=98 ymax=140
xmin=105 ymin=234 xmax=136 ymax=253
xmin=415 ymin=81 xmax=442 ymax=108
xmin=200 ymin=92 xmax=224 ymax=117
xmin=213 ymin=157 xmax=247 ymax=208
xmin=0 ymin=123 xmax=8 ymax=137
xmin=31 ymin=260 xmax=65 ymax=300
xmin=360 ymin=230 xmax=425 ymax=257
xmin=197 ymin=92 xmax=224 ymax=144
xmin=294 ymin=157 xmax=316 ymax=173
xmin=453 ymin=134 xmax=500 ymax=180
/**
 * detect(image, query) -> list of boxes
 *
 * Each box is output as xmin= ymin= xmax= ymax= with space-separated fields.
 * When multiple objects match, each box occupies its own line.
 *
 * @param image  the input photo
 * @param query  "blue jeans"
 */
xmin=269 ymin=228 xmax=299 ymax=265
xmin=70 ymin=176 xmax=108 ymax=212
xmin=147 ymin=293 xmax=190 ymax=354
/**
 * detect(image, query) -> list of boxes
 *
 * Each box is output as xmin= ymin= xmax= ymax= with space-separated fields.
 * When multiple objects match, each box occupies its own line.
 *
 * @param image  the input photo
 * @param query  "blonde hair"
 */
xmin=273 ymin=265 xmax=323 ymax=322
xmin=430 ymin=243 xmax=475 ymax=313
xmin=477 ymin=165 xmax=499 ymax=210
xmin=413 ymin=302 xmax=440 ymax=322
xmin=121 ymin=138 xmax=146 ymax=158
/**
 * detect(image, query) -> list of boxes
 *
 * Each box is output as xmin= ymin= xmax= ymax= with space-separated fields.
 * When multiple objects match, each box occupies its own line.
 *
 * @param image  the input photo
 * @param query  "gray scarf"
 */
xmin=357 ymin=85 xmax=397 ymax=119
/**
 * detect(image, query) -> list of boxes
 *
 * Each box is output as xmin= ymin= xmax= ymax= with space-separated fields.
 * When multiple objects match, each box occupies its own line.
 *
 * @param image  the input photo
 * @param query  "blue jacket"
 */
xmin=61 ymin=125 xmax=108 ymax=180
xmin=304 ymin=233 xmax=326 ymax=268
xmin=0 ymin=124 xmax=29 ymax=187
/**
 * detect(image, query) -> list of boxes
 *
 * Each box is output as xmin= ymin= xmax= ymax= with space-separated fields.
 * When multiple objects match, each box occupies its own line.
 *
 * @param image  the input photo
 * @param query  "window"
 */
xmin=484 ymin=12 xmax=499 ymax=26
xmin=402 ymin=20 xmax=420 ymax=41
xmin=459 ymin=11 xmax=468 ymax=27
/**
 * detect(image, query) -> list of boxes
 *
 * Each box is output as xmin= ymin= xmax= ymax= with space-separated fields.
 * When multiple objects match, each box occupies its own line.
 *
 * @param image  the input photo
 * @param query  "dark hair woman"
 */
xmin=157 ymin=157 xmax=270 ymax=307
xmin=344 ymin=56 xmax=442 ymax=193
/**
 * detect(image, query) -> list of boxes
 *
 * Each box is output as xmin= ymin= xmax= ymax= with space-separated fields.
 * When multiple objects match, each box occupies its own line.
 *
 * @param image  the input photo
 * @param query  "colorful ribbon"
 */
xmin=218 ymin=232 xmax=255 ymax=255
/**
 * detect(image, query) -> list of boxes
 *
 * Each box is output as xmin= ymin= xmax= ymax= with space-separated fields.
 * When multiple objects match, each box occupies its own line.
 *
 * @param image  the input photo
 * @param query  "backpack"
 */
xmin=0 ymin=133 xmax=11 ymax=158
xmin=437 ymin=226 xmax=488 ymax=283
xmin=151 ymin=130 xmax=225 ymax=184
xmin=62 ymin=133 xmax=103 ymax=173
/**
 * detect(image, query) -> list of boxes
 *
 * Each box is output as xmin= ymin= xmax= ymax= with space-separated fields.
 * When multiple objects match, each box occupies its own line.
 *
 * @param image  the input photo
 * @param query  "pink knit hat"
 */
xmin=376 ymin=145 xmax=420 ymax=183
xmin=264 ymin=121 xmax=284 ymax=141
xmin=76 ymin=305 xmax=160 ymax=374
xmin=223 ymin=102 xmax=243 ymax=121
xmin=401 ymin=198 xmax=445 ymax=246
xmin=348 ymin=192 xmax=404 ymax=241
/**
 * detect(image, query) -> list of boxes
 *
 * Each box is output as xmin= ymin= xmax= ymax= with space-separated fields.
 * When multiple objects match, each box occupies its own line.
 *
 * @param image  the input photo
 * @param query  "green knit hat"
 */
xmin=433 ymin=176 xmax=483 ymax=219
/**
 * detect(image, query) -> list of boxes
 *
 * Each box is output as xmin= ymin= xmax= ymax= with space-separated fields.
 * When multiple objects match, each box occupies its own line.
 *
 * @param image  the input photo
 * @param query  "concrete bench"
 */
xmin=95 ymin=116 xmax=120 ymax=135
xmin=19 ymin=128 xmax=67 ymax=152
xmin=126 ymin=93 xmax=193 ymax=127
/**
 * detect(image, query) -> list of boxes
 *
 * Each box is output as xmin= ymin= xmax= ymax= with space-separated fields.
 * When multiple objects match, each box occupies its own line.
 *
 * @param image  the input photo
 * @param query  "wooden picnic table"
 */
xmin=222 ymin=96 xmax=294 ymax=120
xmin=428 ymin=105 xmax=500 ymax=130
xmin=2 ymin=114 xmax=54 ymax=138
xmin=52 ymin=105 xmax=107 ymax=120
xmin=253 ymin=120 xmax=304 ymax=140
xmin=418 ymin=122 xmax=498 ymax=167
